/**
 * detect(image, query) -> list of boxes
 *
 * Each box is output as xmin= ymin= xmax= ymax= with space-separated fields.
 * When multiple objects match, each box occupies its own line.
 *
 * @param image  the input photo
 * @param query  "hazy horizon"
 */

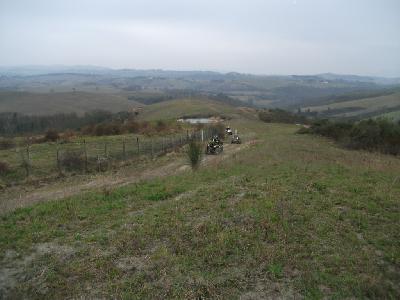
xmin=1 ymin=64 xmax=400 ymax=79
xmin=1 ymin=0 xmax=399 ymax=77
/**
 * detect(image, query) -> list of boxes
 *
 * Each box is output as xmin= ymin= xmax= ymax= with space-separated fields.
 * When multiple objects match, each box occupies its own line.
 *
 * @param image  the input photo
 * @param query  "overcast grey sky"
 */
xmin=1 ymin=0 xmax=399 ymax=76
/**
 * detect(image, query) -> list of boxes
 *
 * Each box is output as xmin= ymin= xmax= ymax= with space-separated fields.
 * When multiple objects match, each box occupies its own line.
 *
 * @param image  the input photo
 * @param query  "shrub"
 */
xmin=81 ymin=124 xmax=95 ymax=135
xmin=59 ymin=130 xmax=75 ymax=144
xmin=62 ymin=129 xmax=76 ymax=140
xmin=155 ymin=120 xmax=167 ymax=132
xmin=259 ymin=109 xmax=309 ymax=124
xmin=296 ymin=126 xmax=311 ymax=134
xmin=0 ymin=138 xmax=16 ymax=150
xmin=348 ymin=119 xmax=400 ymax=154
xmin=303 ymin=118 xmax=400 ymax=155
xmin=124 ymin=121 xmax=140 ymax=133
xmin=92 ymin=122 xmax=124 ymax=136
xmin=0 ymin=161 xmax=11 ymax=175
xmin=187 ymin=140 xmax=202 ymax=170
xmin=310 ymin=120 xmax=352 ymax=141
xmin=208 ymin=123 xmax=226 ymax=139
xmin=60 ymin=151 xmax=85 ymax=171
xmin=94 ymin=124 xmax=106 ymax=136
xmin=43 ymin=129 xmax=60 ymax=142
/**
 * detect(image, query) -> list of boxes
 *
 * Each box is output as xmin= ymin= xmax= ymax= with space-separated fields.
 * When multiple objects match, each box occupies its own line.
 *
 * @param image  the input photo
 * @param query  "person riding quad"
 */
xmin=212 ymin=135 xmax=221 ymax=144
xmin=206 ymin=135 xmax=223 ymax=154
xmin=231 ymin=134 xmax=241 ymax=144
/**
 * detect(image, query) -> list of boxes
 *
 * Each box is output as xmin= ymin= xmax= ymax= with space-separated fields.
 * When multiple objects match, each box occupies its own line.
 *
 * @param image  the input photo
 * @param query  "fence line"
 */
xmin=0 ymin=128 xmax=216 ymax=181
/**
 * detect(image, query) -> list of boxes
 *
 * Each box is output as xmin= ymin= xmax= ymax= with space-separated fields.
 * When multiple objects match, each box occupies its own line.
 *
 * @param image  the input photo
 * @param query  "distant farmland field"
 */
xmin=0 ymin=91 xmax=140 ymax=115
xmin=136 ymin=98 xmax=243 ymax=121
xmin=304 ymin=92 xmax=400 ymax=118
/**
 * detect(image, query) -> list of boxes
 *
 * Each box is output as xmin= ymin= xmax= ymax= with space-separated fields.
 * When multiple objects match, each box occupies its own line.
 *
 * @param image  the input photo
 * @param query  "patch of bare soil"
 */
xmin=0 ymin=243 xmax=75 ymax=298
xmin=239 ymin=277 xmax=300 ymax=300
xmin=115 ymin=256 xmax=150 ymax=273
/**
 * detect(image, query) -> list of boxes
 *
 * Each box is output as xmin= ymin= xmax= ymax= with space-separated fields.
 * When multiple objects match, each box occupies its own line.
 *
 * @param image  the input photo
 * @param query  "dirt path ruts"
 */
xmin=0 ymin=141 xmax=255 ymax=215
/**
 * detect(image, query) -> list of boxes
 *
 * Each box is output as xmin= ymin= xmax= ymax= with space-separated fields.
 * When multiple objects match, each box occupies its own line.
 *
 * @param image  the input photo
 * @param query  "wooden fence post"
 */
xmin=56 ymin=148 xmax=62 ymax=175
xmin=122 ymin=139 xmax=126 ymax=160
xmin=83 ymin=139 xmax=88 ymax=172
xmin=104 ymin=142 xmax=109 ymax=170
xmin=26 ymin=145 xmax=30 ymax=178
xmin=151 ymin=139 xmax=154 ymax=158
xmin=136 ymin=137 xmax=140 ymax=155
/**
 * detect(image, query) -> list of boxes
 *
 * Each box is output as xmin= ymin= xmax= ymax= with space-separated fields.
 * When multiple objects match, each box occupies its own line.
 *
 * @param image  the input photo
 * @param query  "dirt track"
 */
xmin=0 ymin=141 xmax=255 ymax=215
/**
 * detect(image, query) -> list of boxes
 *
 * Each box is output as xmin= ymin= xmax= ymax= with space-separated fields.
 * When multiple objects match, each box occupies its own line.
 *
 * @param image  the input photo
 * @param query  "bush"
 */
xmin=80 ymin=119 xmax=180 ymax=137
xmin=259 ymin=109 xmax=309 ymax=124
xmin=0 ymin=161 xmax=11 ymax=175
xmin=208 ymin=123 xmax=226 ymax=139
xmin=43 ymin=129 xmax=60 ymax=142
xmin=310 ymin=120 xmax=352 ymax=141
xmin=348 ymin=119 xmax=400 ymax=154
xmin=155 ymin=120 xmax=167 ymax=132
xmin=296 ymin=126 xmax=311 ymax=134
xmin=58 ymin=129 xmax=76 ymax=144
xmin=81 ymin=124 xmax=95 ymax=135
xmin=124 ymin=121 xmax=140 ymax=133
xmin=303 ymin=118 xmax=400 ymax=155
xmin=187 ymin=140 xmax=202 ymax=170
xmin=60 ymin=151 xmax=85 ymax=171
xmin=0 ymin=138 xmax=16 ymax=150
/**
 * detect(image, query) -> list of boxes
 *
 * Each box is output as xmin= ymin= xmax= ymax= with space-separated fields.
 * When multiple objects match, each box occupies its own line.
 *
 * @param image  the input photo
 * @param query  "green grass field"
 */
xmin=0 ymin=91 xmax=141 ymax=115
xmin=136 ymin=97 xmax=248 ymax=121
xmin=304 ymin=92 xmax=400 ymax=118
xmin=0 ymin=119 xmax=399 ymax=298
xmin=0 ymin=131 xmax=194 ymax=186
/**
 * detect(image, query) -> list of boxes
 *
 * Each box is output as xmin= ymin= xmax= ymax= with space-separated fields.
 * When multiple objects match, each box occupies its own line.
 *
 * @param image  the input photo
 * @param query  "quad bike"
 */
xmin=231 ymin=135 xmax=241 ymax=144
xmin=206 ymin=136 xmax=224 ymax=154
xmin=225 ymin=127 xmax=233 ymax=135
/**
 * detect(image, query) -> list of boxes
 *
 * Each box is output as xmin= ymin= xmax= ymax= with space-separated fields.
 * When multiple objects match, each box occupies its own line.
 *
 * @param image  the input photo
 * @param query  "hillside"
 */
xmin=1 ymin=68 xmax=398 ymax=110
xmin=0 ymin=119 xmax=398 ymax=298
xmin=0 ymin=91 xmax=140 ymax=115
xmin=136 ymin=97 xmax=245 ymax=121
xmin=376 ymin=110 xmax=400 ymax=122
xmin=303 ymin=91 xmax=400 ymax=119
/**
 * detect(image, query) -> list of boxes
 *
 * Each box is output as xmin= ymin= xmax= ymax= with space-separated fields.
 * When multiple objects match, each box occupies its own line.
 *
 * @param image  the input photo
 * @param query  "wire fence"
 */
xmin=0 ymin=129 xmax=215 ymax=182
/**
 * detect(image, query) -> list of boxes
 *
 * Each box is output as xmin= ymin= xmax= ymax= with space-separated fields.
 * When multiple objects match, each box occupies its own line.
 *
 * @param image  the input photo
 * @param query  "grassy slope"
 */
xmin=136 ymin=98 xmax=243 ymax=121
xmin=0 ymin=130 xmax=190 ymax=185
xmin=0 ymin=120 xmax=399 ymax=298
xmin=304 ymin=92 xmax=400 ymax=118
xmin=0 ymin=91 xmax=140 ymax=115
xmin=376 ymin=110 xmax=400 ymax=122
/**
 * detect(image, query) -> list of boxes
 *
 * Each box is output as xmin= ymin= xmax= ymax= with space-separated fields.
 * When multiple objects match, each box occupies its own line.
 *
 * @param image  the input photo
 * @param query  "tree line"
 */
xmin=0 ymin=110 xmax=137 ymax=136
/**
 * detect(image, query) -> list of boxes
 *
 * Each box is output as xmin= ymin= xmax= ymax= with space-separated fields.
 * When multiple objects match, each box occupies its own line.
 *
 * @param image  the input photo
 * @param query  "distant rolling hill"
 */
xmin=2 ymin=67 xmax=399 ymax=110
xmin=303 ymin=91 xmax=400 ymax=119
xmin=1 ymin=66 xmax=399 ymax=119
xmin=0 ymin=91 xmax=141 ymax=115
xmin=136 ymin=97 xmax=253 ymax=121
